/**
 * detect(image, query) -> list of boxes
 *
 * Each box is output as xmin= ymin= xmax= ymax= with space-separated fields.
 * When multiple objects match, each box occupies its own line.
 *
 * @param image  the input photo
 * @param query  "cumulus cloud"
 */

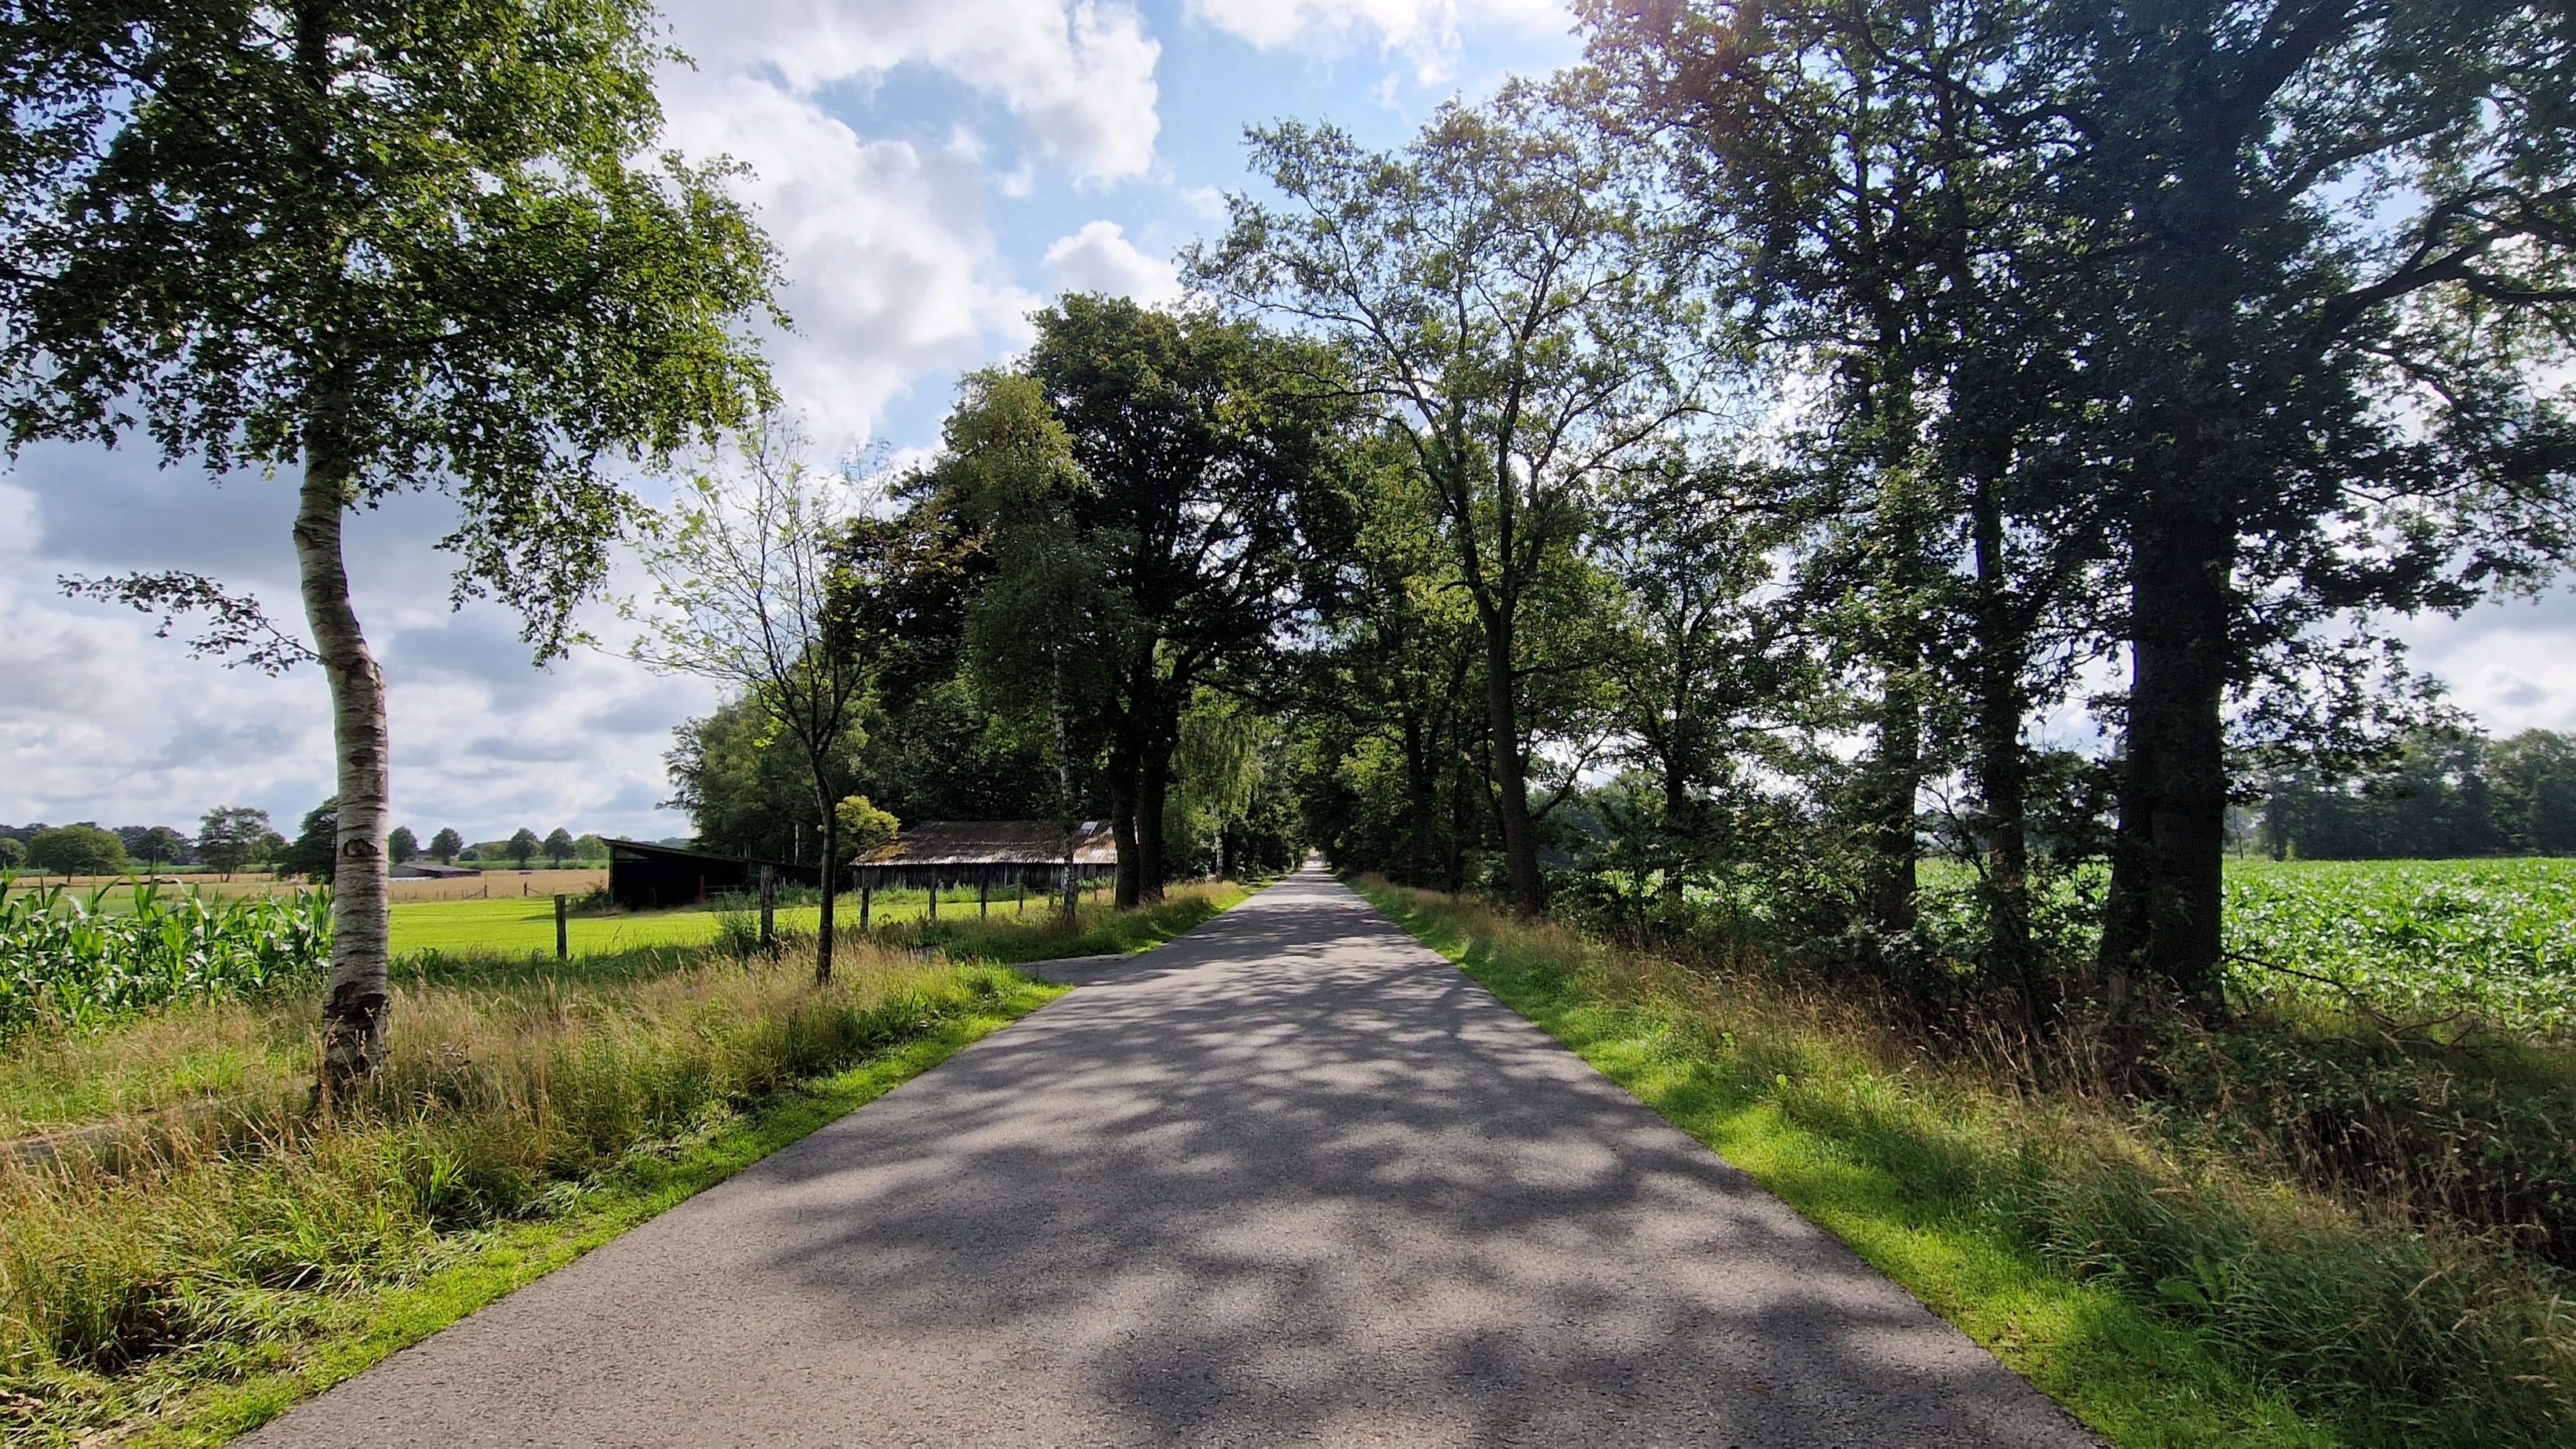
xmin=660 ymin=72 xmax=1040 ymax=452
xmin=1043 ymin=220 xmax=1183 ymax=304
xmin=0 ymin=3 xmax=1174 ymax=837
xmin=2403 ymin=594 xmax=2576 ymax=736
xmin=663 ymin=0 xmax=1161 ymax=183
xmin=1186 ymin=0 xmax=1568 ymax=75
xmin=0 ymin=459 xmax=718 ymax=839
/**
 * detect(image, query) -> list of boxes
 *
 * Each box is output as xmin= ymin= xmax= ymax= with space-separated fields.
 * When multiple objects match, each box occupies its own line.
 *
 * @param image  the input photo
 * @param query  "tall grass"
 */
xmin=878 ymin=878 xmax=1248 ymax=964
xmin=0 ymin=879 xmax=330 ymax=1040
xmin=0 ymin=939 xmax=1054 ymax=1440
xmin=1360 ymin=877 xmax=2576 ymax=1448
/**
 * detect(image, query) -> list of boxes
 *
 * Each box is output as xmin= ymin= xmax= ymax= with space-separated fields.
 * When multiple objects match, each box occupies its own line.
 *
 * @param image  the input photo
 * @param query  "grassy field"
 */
xmin=2 ymin=870 xmax=609 ymax=906
xmin=1357 ymin=876 xmax=2575 ymax=1449
xmin=0 ymin=880 xmax=1247 ymax=1443
xmin=2221 ymin=857 xmax=2576 ymax=1036
xmin=387 ymin=882 xmax=1106 ymax=957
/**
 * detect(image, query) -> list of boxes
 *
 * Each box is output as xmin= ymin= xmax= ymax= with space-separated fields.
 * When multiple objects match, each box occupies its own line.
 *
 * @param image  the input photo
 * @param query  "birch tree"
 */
xmin=629 ymin=414 xmax=872 ymax=983
xmin=0 ymin=0 xmax=779 ymax=1086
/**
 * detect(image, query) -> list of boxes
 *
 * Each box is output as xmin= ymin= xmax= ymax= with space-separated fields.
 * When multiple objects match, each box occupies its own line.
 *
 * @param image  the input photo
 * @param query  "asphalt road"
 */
xmin=245 ymin=867 xmax=2102 ymax=1447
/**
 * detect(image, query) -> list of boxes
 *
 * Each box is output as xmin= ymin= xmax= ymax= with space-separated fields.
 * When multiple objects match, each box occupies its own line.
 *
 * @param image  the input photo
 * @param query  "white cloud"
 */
xmin=0 ymin=451 xmax=715 ymax=841
xmin=661 ymin=71 xmax=1041 ymax=455
xmin=1043 ymin=220 xmax=1183 ymax=304
xmin=663 ymin=0 xmax=1161 ymax=183
xmin=0 ymin=4 xmax=1166 ymax=837
xmin=1186 ymin=0 xmax=1568 ymax=77
xmin=2403 ymin=592 xmax=2576 ymax=736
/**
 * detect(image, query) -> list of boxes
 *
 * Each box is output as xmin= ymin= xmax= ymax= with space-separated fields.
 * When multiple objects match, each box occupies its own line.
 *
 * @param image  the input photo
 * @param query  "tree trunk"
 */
xmin=816 ymin=802 xmax=840 ymax=985
xmin=298 ymin=438 xmax=391 ymax=1092
xmin=1484 ymin=623 xmax=1546 ymax=914
xmin=1109 ymin=745 xmax=1143 ymax=910
xmin=1446 ymin=721 xmax=1470 ymax=895
xmin=1137 ymin=742 xmax=1171 ymax=905
xmin=1967 ymin=470 xmax=2037 ymax=1011
xmin=2102 ymin=510 xmax=2233 ymax=1011
xmin=1861 ymin=673 xmax=1920 ymax=933
xmin=1401 ymin=711 xmax=1435 ymax=887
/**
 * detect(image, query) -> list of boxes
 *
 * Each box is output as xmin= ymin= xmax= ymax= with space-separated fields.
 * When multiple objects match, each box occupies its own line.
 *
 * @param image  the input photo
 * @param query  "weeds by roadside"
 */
xmin=1355 ymin=876 xmax=2576 ymax=1449
xmin=877 ymin=879 xmax=1248 ymax=964
xmin=0 ymin=938 xmax=1055 ymax=1444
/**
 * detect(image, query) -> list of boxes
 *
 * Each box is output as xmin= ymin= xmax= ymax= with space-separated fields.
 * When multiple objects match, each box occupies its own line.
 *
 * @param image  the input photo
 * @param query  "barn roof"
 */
xmin=856 ymin=819 xmax=1117 ymax=867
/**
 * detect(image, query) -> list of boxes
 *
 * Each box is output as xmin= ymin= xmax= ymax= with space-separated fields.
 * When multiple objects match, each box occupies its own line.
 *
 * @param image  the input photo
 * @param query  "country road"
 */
xmin=245 ymin=866 xmax=2101 ymax=1447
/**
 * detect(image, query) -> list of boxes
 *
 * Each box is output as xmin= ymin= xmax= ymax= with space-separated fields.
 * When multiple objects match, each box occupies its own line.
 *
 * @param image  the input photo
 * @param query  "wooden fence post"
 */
xmin=758 ymin=866 xmax=775 ymax=953
xmin=860 ymin=879 xmax=872 ymax=931
xmin=979 ymin=867 xmax=990 ymax=919
xmin=554 ymin=894 xmax=568 ymax=962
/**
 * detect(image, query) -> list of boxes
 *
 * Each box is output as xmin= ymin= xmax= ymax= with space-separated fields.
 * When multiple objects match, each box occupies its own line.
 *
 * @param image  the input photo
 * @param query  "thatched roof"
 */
xmin=856 ymin=819 xmax=1116 ymax=867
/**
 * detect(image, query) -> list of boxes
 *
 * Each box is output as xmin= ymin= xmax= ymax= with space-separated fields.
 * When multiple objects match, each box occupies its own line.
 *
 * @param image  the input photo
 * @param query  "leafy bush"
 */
xmin=0 ymin=880 xmax=330 ymax=1038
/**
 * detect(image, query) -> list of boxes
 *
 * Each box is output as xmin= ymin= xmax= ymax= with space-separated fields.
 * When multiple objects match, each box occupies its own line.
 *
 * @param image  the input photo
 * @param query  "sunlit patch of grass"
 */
xmin=0 ymin=877 xmax=1260 ymax=1443
xmin=879 ymin=879 xmax=1250 ymax=964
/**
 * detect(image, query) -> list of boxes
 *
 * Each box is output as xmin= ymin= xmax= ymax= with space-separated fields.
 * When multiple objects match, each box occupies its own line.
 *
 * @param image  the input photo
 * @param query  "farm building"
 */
xmin=851 ymin=819 xmax=1117 ymax=892
xmin=850 ymin=819 xmax=1120 ymax=924
xmin=604 ymin=822 xmax=1116 ymax=915
xmin=389 ymin=862 xmax=477 ymax=879
xmin=602 ymin=838 xmax=820 ymax=910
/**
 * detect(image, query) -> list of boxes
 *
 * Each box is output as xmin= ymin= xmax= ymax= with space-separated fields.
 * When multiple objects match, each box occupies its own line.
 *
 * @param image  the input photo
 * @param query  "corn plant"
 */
xmin=0 ymin=876 xmax=332 ymax=1037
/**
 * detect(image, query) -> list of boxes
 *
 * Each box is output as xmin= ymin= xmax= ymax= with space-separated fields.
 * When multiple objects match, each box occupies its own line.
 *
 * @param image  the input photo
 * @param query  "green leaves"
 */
xmin=2223 ymin=859 xmax=2576 ymax=1036
xmin=0 ymin=0 xmax=782 ymax=656
xmin=0 ymin=879 xmax=332 ymax=1038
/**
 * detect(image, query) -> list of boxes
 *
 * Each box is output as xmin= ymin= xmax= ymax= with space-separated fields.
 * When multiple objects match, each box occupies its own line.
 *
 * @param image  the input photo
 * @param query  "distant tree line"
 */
xmin=2258 ymin=729 xmax=2576 ymax=861
xmin=0 ymin=808 xmax=609 ymax=882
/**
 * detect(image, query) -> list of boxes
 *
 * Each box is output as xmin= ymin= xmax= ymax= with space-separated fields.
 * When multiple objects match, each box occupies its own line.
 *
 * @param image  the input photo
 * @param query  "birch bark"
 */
xmin=296 ymin=412 xmax=391 ymax=1087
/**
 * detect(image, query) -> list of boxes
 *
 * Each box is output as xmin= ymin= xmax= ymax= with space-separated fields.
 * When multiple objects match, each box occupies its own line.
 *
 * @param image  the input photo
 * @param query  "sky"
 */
xmin=3 ymin=0 xmax=2572 ymax=843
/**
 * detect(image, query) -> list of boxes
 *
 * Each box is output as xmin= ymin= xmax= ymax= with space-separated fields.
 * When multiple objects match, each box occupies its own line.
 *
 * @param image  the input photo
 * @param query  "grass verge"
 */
xmin=1353 ymin=877 xmax=2574 ymax=1449
xmin=0 ymin=873 xmax=1288 ymax=1446
xmin=881 ymin=878 xmax=1252 ymax=964
xmin=116 ymin=1001 xmax=1043 ymax=1447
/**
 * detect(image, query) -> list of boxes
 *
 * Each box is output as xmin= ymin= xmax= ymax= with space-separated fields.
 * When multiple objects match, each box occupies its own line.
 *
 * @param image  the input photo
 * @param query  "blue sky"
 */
xmin=3 ymin=0 xmax=2571 ymax=844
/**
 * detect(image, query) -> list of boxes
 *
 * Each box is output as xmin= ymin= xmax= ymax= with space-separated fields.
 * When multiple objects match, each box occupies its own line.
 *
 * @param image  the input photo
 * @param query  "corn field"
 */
xmin=0 ymin=878 xmax=331 ymax=1038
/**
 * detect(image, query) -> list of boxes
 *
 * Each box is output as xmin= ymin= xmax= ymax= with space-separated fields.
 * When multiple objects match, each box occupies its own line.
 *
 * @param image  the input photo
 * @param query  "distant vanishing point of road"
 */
xmin=246 ymin=866 xmax=2102 ymax=1447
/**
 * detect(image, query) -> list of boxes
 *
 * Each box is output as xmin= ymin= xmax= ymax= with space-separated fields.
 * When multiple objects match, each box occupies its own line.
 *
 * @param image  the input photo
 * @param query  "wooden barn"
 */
xmin=848 ymin=819 xmax=1117 ymax=922
xmin=603 ymin=838 xmax=820 ymax=911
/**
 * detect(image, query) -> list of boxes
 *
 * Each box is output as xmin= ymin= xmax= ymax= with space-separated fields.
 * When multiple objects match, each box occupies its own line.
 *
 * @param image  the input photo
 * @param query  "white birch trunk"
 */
xmin=296 ymin=452 xmax=392 ymax=1087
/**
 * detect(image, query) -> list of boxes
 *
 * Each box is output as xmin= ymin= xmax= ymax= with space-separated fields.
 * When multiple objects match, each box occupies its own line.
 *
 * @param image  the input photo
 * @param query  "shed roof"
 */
xmin=389 ymin=862 xmax=477 ymax=879
xmin=856 ymin=819 xmax=1116 ymax=867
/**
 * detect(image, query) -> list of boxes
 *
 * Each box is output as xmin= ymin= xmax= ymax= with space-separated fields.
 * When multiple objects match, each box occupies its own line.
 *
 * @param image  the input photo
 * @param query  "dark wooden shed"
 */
xmin=604 ymin=838 xmax=820 ymax=911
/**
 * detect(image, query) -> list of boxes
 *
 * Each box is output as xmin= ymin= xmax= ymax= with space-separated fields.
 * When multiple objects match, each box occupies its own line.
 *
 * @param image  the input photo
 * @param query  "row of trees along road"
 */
xmin=1524 ymin=0 xmax=2573 ymax=1022
xmin=0 ymin=0 xmax=781 ymax=1088
xmin=1192 ymin=0 xmax=2566 ymax=1036
xmin=5 ymin=0 xmax=2571 ymax=1078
